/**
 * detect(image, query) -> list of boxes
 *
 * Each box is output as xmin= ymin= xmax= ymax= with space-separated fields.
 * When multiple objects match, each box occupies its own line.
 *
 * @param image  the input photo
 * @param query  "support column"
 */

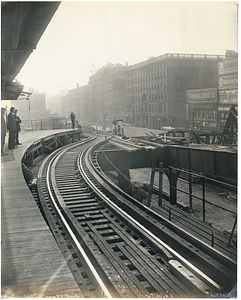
xmin=169 ymin=168 xmax=179 ymax=205
xmin=118 ymin=169 xmax=132 ymax=196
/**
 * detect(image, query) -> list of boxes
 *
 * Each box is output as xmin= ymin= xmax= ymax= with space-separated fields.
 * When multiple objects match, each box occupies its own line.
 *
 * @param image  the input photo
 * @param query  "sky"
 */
xmin=15 ymin=1 xmax=238 ymax=96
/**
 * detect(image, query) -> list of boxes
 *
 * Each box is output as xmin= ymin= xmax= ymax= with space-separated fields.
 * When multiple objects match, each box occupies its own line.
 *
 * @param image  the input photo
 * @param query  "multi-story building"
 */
xmin=125 ymin=53 xmax=224 ymax=128
xmin=68 ymin=83 xmax=89 ymax=122
xmin=186 ymin=50 xmax=238 ymax=128
xmin=217 ymin=51 xmax=238 ymax=127
xmin=88 ymin=63 xmax=126 ymax=127
xmin=186 ymin=88 xmax=218 ymax=128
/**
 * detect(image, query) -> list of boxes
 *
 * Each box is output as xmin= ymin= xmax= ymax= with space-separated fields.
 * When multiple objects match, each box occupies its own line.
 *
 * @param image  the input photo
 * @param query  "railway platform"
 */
xmin=1 ymin=130 xmax=84 ymax=298
xmin=1 ymin=128 xmax=237 ymax=298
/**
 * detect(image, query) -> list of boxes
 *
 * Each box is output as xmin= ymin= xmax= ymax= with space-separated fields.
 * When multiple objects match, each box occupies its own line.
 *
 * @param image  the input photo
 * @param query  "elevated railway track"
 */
xmin=25 ymin=134 xmax=236 ymax=298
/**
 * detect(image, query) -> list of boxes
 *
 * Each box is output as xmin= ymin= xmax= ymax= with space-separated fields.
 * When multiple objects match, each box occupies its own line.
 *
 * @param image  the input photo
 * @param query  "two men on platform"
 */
xmin=6 ymin=107 xmax=22 ymax=150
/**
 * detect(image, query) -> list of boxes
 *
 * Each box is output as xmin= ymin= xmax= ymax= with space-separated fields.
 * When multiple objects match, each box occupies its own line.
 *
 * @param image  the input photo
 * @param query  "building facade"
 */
xmin=217 ymin=52 xmax=238 ymax=127
xmin=87 ymin=63 xmax=126 ymax=127
xmin=186 ymin=51 xmax=238 ymax=128
xmin=66 ymin=52 xmax=238 ymax=130
xmin=186 ymin=88 xmax=218 ymax=128
xmin=68 ymin=83 xmax=89 ymax=122
xmin=125 ymin=53 xmax=224 ymax=128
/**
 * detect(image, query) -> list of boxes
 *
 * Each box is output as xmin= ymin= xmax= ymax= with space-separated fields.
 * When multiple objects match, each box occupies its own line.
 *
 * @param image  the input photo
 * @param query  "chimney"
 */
xmin=77 ymin=82 xmax=79 ymax=88
xmin=125 ymin=61 xmax=128 ymax=67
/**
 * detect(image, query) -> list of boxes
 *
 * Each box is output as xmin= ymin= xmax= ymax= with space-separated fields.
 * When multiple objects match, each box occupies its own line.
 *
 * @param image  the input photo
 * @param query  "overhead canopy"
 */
xmin=1 ymin=1 xmax=60 ymax=100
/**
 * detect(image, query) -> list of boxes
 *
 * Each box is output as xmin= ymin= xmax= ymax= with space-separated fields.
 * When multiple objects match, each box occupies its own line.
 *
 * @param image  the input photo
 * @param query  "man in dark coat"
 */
xmin=7 ymin=107 xmax=17 ymax=149
xmin=14 ymin=109 xmax=22 ymax=145
xmin=70 ymin=111 xmax=76 ymax=129
xmin=1 ymin=107 xmax=7 ymax=155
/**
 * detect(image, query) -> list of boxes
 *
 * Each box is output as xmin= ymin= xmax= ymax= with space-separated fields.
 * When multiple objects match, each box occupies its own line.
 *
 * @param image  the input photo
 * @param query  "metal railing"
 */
xmin=168 ymin=166 xmax=237 ymax=245
xmin=21 ymin=117 xmax=79 ymax=131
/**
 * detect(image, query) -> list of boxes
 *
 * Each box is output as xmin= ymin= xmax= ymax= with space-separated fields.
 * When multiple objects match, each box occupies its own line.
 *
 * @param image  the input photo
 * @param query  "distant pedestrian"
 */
xmin=14 ymin=109 xmax=22 ymax=145
xmin=70 ymin=111 xmax=76 ymax=129
xmin=1 ymin=107 xmax=7 ymax=156
xmin=7 ymin=107 xmax=17 ymax=149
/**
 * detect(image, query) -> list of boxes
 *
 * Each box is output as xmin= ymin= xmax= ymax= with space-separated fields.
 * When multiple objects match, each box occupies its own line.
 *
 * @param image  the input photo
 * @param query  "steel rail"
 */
xmin=45 ymin=138 xmax=113 ymax=298
xmin=92 ymin=143 xmax=237 ymax=268
xmin=78 ymin=146 xmax=223 ymax=292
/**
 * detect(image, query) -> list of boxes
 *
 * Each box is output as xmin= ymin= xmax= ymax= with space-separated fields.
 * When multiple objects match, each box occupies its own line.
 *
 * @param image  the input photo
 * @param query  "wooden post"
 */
xmin=169 ymin=168 xmax=178 ymax=205
xmin=147 ymin=161 xmax=156 ymax=207
xmin=159 ymin=162 xmax=163 ymax=206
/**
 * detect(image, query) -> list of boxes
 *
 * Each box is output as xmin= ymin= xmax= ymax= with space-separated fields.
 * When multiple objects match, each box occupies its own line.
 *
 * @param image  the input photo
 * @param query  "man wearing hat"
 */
xmin=7 ymin=107 xmax=17 ymax=149
xmin=1 ymin=107 xmax=7 ymax=155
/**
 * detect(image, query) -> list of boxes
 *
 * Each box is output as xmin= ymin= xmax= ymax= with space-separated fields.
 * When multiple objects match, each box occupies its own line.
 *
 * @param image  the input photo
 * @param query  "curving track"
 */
xmin=35 ymin=135 xmax=237 ymax=298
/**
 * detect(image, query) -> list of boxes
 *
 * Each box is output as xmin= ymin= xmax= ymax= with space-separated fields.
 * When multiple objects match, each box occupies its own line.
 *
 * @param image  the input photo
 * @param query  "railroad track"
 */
xmin=35 ymin=136 xmax=237 ymax=298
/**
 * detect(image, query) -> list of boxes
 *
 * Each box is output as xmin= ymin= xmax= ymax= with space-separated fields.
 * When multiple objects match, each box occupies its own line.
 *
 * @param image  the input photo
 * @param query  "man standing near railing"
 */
xmin=7 ymin=107 xmax=16 ymax=149
xmin=70 ymin=111 xmax=76 ymax=129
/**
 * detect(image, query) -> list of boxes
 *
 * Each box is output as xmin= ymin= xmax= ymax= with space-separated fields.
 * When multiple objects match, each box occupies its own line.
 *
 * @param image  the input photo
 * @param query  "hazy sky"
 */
xmin=15 ymin=1 xmax=238 ymax=96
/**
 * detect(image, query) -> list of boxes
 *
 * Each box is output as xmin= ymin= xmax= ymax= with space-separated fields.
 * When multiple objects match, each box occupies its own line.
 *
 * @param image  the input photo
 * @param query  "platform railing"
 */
xmin=21 ymin=117 xmax=79 ymax=131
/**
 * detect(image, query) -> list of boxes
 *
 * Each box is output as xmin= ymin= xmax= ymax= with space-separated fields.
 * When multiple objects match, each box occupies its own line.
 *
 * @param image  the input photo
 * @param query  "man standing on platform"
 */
xmin=70 ymin=111 xmax=76 ymax=129
xmin=14 ymin=109 xmax=22 ymax=145
xmin=7 ymin=107 xmax=17 ymax=149
xmin=1 ymin=107 xmax=7 ymax=156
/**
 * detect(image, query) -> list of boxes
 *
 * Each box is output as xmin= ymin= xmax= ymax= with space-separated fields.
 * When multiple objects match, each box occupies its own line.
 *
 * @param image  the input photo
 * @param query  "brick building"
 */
xmin=186 ymin=51 xmax=238 ymax=128
xmin=68 ymin=83 xmax=89 ymax=122
xmin=125 ymin=53 xmax=224 ymax=128
xmin=87 ymin=63 xmax=126 ymax=127
xmin=217 ymin=51 xmax=238 ymax=127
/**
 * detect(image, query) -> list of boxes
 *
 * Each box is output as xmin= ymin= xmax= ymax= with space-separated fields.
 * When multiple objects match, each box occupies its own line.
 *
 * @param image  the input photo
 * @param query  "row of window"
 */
xmin=126 ymin=82 xmax=167 ymax=93
xmin=126 ymin=93 xmax=167 ymax=102
xmin=126 ymin=63 xmax=167 ymax=77
xmin=126 ymin=72 xmax=167 ymax=85
xmin=192 ymin=109 xmax=217 ymax=119
xmin=113 ymin=93 xmax=125 ymax=99
xmin=133 ymin=103 xmax=167 ymax=114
